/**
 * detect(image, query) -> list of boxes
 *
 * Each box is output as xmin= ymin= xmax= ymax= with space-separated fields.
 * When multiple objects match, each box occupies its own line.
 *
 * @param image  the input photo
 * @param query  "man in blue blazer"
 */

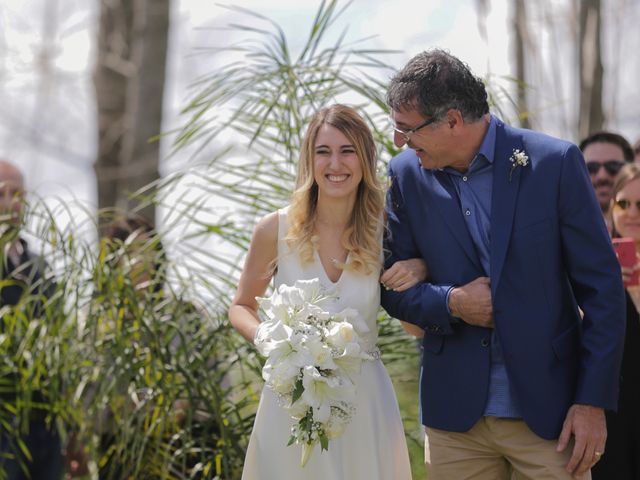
xmin=381 ymin=50 xmax=626 ymax=479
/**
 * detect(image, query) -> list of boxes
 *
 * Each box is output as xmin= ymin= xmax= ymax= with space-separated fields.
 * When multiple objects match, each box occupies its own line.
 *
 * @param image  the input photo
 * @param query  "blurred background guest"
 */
xmin=0 ymin=159 xmax=63 ymax=480
xmin=592 ymin=162 xmax=640 ymax=480
xmin=579 ymin=131 xmax=634 ymax=232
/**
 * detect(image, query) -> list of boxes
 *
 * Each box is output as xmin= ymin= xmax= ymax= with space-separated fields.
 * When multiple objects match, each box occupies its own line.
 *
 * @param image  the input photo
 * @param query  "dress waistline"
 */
xmin=363 ymin=345 xmax=381 ymax=360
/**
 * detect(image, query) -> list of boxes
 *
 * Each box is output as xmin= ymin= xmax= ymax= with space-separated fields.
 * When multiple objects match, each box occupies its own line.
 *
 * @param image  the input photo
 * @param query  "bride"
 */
xmin=228 ymin=104 xmax=423 ymax=479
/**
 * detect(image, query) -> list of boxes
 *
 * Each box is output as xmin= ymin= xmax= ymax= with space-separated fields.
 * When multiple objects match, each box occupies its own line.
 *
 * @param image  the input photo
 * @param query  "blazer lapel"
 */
xmin=428 ymin=169 xmax=483 ymax=271
xmin=490 ymin=122 xmax=524 ymax=295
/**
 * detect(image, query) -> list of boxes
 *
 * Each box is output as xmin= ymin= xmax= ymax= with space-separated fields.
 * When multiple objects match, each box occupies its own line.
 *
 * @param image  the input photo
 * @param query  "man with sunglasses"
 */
xmin=579 ymin=131 xmax=634 ymax=218
xmin=381 ymin=49 xmax=625 ymax=480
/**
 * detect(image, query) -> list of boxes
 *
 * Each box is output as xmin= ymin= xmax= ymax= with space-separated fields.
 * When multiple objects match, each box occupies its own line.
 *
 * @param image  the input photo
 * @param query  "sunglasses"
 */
xmin=586 ymin=160 xmax=624 ymax=176
xmin=614 ymin=199 xmax=640 ymax=211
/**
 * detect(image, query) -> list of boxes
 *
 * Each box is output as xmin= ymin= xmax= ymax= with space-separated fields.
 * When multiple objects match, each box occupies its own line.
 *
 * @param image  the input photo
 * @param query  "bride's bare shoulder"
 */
xmin=253 ymin=211 xmax=279 ymax=243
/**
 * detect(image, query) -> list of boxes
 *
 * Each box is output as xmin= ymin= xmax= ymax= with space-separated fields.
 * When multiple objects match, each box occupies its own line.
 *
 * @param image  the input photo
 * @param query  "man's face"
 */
xmin=0 ymin=166 xmax=25 ymax=231
xmin=391 ymin=108 xmax=451 ymax=170
xmin=583 ymin=142 xmax=626 ymax=212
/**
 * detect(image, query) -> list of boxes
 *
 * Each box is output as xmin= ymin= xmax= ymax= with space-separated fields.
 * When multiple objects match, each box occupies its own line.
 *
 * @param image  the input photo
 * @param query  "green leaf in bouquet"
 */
xmin=319 ymin=431 xmax=329 ymax=452
xmin=291 ymin=377 xmax=304 ymax=404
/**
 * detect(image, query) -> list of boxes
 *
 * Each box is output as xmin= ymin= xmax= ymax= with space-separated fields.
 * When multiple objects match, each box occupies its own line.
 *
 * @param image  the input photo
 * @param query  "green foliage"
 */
xmin=1 ymin=204 xmax=261 ymax=479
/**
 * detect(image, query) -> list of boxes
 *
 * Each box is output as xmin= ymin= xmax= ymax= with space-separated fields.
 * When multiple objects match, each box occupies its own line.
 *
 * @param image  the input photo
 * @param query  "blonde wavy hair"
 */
xmin=285 ymin=104 xmax=385 ymax=274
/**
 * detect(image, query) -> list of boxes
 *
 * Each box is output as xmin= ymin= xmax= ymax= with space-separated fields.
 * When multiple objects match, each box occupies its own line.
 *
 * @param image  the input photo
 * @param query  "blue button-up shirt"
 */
xmin=444 ymin=115 xmax=521 ymax=418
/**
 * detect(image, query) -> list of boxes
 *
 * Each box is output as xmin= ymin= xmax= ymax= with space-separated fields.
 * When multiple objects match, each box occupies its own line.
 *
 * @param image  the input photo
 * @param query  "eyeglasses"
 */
xmin=393 ymin=116 xmax=438 ymax=142
xmin=614 ymin=199 xmax=640 ymax=211
xmin=586 ymin=160 xmax=625 ymax=176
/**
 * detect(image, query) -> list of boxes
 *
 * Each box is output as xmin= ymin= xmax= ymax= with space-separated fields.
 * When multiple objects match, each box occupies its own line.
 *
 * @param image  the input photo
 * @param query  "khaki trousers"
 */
xmin=425 ymin=417 xmax=591 ymax=480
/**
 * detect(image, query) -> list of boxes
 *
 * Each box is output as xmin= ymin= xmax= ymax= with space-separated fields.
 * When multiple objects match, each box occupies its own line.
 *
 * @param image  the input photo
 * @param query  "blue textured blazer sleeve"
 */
xmin=381 ymin=158 xmax=456 ymax=335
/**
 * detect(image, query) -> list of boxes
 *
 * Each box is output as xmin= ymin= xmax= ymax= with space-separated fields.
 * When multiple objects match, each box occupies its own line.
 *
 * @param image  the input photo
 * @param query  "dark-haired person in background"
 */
xmin=579 ymin=131 xmax=634 ymax=232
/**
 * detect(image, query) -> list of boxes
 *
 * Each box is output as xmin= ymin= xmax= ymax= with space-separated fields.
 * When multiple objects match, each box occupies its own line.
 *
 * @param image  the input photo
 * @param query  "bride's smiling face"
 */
xmin=313 ymin=124 xmax=363 ymax=200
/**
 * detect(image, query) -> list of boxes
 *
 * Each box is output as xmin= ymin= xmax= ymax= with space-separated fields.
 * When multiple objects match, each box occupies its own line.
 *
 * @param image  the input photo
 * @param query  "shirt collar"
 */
xmin=444 ymin=114 xmax=496 ymax=175
xmin=475 ymin=114 xmax=497 ymax=165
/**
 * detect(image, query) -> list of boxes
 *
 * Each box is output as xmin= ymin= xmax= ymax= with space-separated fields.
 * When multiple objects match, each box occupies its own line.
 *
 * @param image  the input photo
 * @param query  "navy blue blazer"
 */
xmin=381 ymin=117 xmax=626 ymax=440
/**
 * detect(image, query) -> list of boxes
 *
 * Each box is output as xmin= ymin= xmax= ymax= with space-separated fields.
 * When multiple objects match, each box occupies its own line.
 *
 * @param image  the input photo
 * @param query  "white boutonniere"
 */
xmin=509 ymin=148 xmax=529 ymax=182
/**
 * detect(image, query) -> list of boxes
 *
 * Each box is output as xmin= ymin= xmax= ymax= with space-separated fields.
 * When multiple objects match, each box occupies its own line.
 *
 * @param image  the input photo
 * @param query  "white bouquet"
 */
xmin=254 ymin=278 xmax=372 ymax=467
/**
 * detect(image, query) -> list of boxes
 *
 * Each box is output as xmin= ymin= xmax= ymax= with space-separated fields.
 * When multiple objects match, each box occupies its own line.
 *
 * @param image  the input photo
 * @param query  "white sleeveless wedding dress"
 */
xmin=241 ymin=208 xmax=412 ymax=480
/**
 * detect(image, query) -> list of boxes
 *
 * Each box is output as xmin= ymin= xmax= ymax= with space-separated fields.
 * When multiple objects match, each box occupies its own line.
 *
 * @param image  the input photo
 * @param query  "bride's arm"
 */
xmin=228 ymin=212 xmax=278 ymax=343
xmin=381 ymin=258 xmax=428 ymax=338
xmin=380 ymin=257 xmax=428 ymax=292
xmin=399 ymin=320 xmax=425 ymax=338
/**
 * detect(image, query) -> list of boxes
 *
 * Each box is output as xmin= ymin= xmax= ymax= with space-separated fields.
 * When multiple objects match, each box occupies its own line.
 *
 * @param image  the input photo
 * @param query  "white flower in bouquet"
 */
xmin=254 ymin=278 xmax=372 ymax=466
xmin=333 ymin=344 xmax=365 ymax=378
xmin=301 ymin=366 xmax=356 ymax=416
xmin=301 ymin=336 xmax=337 ymax=370
xmin=254 ymin=321 xmax=293 ymax=357
xmin=325 ymin=404 xmax=354 ymax=439
xmin=287 ymin=394 xmax=312 ymax=420
xmin=326 ymin=321 xmax=355 ymax=348
xmin=262 ymin=358 xmax=300 ymax=395
xmin=259 ymin=279 xmax=323 ymax=323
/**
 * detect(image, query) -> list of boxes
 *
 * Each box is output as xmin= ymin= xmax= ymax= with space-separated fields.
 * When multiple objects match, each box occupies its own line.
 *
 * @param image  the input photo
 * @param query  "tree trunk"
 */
xmin=513 ymin=0 xmax=531 ymax=129
xmin=578 ymin=0 xmax=604 ymax=140
xmin=93 ymin=0 xmax=134 ymax=224
xmin=93 ymin=0 xmax=170 ymax=228
xmin=121 ymin=0 xmax=170 ymax=224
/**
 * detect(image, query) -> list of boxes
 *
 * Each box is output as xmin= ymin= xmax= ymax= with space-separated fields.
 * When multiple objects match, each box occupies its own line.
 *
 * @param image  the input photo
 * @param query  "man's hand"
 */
xmin=556 ymin=404 xmax=607 ymax=479
xmin=448 ymin=277 xmax=493 ymax=327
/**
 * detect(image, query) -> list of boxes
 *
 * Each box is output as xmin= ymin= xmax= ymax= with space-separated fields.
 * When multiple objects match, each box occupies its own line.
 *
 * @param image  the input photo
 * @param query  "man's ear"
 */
xmin=445 ymin=109 xmax=463 ymax=129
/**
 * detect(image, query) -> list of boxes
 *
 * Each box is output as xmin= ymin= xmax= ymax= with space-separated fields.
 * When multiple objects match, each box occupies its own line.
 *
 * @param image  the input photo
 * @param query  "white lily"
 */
xmin=254 ymin=320 xmax=293 ymax=357
xmin=301 ymin=366 xmax=355 ymax=411
xmin=262 ymin=358 xmax=300 ymax=394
